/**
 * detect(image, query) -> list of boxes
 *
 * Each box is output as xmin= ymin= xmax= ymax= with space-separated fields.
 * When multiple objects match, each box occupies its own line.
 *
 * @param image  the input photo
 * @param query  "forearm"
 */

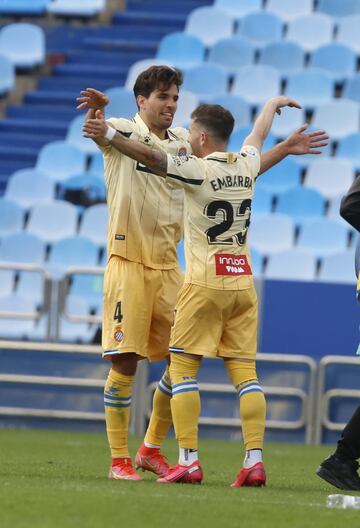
xmin=253 ymin=99 xmax=278 ymax=143
xmin=259 ymin=141 xmax=290 ymax=175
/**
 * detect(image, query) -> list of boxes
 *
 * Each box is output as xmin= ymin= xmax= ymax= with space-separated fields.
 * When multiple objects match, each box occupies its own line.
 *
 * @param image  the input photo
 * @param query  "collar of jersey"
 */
xmin=205 ymin=151 xmax=236 ymax=163
xmin=134 ymin=113 xmax=175 ymax=142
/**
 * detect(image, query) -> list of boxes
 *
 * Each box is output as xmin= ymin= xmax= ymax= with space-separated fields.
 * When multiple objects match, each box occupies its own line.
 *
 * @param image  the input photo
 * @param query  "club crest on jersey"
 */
xmin=215 ymin=254 xmax=252 ymax=276
xmin=177 ymin=147 xmax=188 ymax=158
xmin=114 ymin=326 xmax=124 ymax=342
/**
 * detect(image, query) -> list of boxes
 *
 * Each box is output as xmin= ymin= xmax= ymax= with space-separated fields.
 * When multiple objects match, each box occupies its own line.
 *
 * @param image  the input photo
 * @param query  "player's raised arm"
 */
xmin=76 ymin=88 xmax=110 ymax=147
xmin=244 ymin=96 xmax=302 ymax=152
xmin=259 ymin=124 xmax=329 ymax=175
xmin=83 ymin=110 xmax=168 ymax=176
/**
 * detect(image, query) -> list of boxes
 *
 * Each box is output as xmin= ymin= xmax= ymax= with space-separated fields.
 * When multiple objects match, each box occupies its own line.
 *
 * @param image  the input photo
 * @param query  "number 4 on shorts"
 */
xmin=114 ymin=301 xmax=123 ymax=323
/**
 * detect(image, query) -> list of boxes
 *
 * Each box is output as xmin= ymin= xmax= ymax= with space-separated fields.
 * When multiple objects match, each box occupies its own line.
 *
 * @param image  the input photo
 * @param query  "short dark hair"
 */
xmin=133 ymin=65 xmax=183 ymax=100
xmin=190 ymin=104 xmax=235 ymax=143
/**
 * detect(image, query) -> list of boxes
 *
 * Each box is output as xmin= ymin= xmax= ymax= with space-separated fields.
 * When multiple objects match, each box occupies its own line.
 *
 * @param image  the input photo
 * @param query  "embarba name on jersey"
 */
xmin=210 ymin=174 xmax=253 ymax=192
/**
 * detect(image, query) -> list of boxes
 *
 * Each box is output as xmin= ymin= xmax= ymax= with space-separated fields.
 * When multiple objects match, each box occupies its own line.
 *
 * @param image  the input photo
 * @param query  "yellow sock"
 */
xmin=169 ymin=353 xmax=201 ymax=449
xmin=104 ymin=368 xmax=134 ymax=458
xmin=144 ymin=366 xmax=172 ymax=446
xmin=225 ymin=359 xmax=266 ymax=450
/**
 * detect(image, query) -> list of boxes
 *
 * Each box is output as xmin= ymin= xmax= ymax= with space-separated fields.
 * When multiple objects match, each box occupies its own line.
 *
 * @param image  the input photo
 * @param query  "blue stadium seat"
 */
xmin=304 ymin=158 xmax=354 ymax=199
xmin=250 ymin=248 xmax=263 ymax=276
xmin=214 ymin=0 xmax=262 ymax=18
xmin=0 ymin=232 xmax=45 ymax=264
xmin=327 ymin=194 xmax=347 ymax=225
xmin=47 ymin=0 xmax=106 ymax=17
xmin=251 ymin=188 xmax=273 ymax=216
xmin=66 ymin=115 xmax=98 ymax=155
xmin=337 ymin=133 xmax=360 ymax=170
xmin=309 ymin=43 xmax=356 ymax=82
xmin=0 ymin=0 xmax=49 ymax=16
xmin=59 ymin=295 xmax=95 ymax=344
xmin=0 ymin=199 xmax=24 ymax=237
xmin=79 ymin=203 xmax=108 ymax=246
xmin=286 ymin=14 xmax=334 ymax=51
xmin=5 ymin=169 xmax=55 ymax=209
xmin=156 ymin=32 xmax=205 ymax=70
xmin=58 ymin=173 xmax=105 ymax=209
xmin=297 ymin=219 xmax=349 ymax=257
xmin=317 ymin=0 xmax=360 ymax=17
xmin=265 ymin=249 xmax=317 ymax=281
xmin=227 ymin=126 xmax=276 ymax=152
xmin=250 ymin=213 xmax=295 ymax=254
xmin=319 ymin=250 xmax=356 ymax=283
xmin=208 ymin=36 xmax=255 ymax=74
xmin=0 ymin=270 xmax=14 ymax=296
xmin=70 ymin=274 xmax=103 ymax=311
xmin=256 ymin=158 xmax=302 ymax=197
xmin=269 ymin=106 xmax=305 ymax=138
xmin=311 ymin=99 xmax=360 ymax=139
xmin=183 ymin=64 xmax=229 ymax=101
xmin=266 ymin=0 xmax=313 ymax=21
xmin=336 ymin=15 xmax=360 ymax=53
xmin=26 ymin=201 xmax=78 ymax=243
xmin=0 ymin=295 xmax=38 ymax=340
xmin=36 ymin=141 xmax=87 ymax=182
xmin=185 ymin=7 xmax=234 ymax=46
xmin=0 ymin=23 xmax=45 ymax=69
xmin=236 ymin=12 xmax=283 ymax=47
xmin=209 ymin=94 xmax=251 ymax=128
xmin=105 ymin=87 xmax=138 ymax=119
xmin=285 ymin=69 xmax=334 ymax=109
xmin=343 ymin=73 xmax=360 ymax=104
xmin=172 ymin=90 xmax=198 ymax=127
xmin=88 ymin=152 xmax=104 ymax=178
xmin=232 ymin=65 xmax=281 ymax=104
xmin=0 ymin=54 xmax=15 ymax=96
xmin=47 ymin=236 xmax=99 ymax=279
xmin=259 ymin=41 xmax=305 ymax=77
xmin=276 ymin=188 xmax=326 ymax=227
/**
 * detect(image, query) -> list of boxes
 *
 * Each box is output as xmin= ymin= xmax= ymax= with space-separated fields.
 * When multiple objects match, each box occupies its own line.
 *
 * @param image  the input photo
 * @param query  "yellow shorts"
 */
xmin=169 ymin=283 xmax=258 ymax=359
xmin=102 ymin=255 xmax=183 ymax=362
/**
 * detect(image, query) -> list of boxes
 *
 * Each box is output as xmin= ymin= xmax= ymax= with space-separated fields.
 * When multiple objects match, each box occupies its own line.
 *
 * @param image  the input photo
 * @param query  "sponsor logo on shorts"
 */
xmin=215 ymin=254 xmax=252 ymax=276
xmin=178 ymin=147 xmax=188 ymax=157
xmin=114 ymin=326 xmax=124 ymax=342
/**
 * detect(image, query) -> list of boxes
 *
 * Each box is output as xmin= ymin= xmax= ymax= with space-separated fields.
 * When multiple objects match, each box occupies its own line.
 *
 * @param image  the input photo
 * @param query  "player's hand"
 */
xmin=272 ymin=96 xmax=302 ymax=115
xmin=76 ymin=88 xmax=109 ymax=110
xmin=82 ymin=109 xmax=109 ymax=138
xmin=283 ymin=123 xmax=329 ymax=155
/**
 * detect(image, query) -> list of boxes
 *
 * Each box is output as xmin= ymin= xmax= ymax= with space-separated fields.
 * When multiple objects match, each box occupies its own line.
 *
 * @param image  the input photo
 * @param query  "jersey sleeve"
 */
xmin=165 ymin=153 xmax=206 ymax=189
xmin=239 ymin=145 xmax=261 ymax=180
xmin=97 ymin=118 xmax=135 ymax=153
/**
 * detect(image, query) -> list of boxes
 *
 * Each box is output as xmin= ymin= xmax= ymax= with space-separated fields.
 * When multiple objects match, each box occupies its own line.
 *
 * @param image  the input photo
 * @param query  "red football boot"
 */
xmin=231 ymin=462 xmax=266 ymax=487
xmin=108 ymin=457 xmax=143 ymax=481
xmin=157 ymin=460 xmax=203 ymax=484
xmin=135 ymin=444 xmax=170 ymax=477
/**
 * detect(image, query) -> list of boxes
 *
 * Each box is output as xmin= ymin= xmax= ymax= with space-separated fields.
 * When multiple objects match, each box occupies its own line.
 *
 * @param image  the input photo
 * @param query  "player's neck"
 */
xmin=140 ymin=114 xmax=168 ymax=140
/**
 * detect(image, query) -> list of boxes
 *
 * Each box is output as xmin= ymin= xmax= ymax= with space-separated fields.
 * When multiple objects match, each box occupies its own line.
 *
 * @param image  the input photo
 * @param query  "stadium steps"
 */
xmin=112 ymin=11 xmax=188 ymax=28
xmin=7 ymin=104 xmax=77 ymax=123
xmin=37 ymin=77 xmax=117 ymax=93
xmin=0 ymin=118 xmax=68 ymax=136
xmin=65 ymin=49 xmax=153 ymax=67
xmin=0 ymin=131 xmax=62 ymax=150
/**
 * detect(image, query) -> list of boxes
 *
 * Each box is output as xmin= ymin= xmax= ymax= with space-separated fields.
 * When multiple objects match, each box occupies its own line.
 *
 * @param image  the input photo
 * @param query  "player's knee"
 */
xmin=169 ymin=352 xmax=201 ymax=382
xmin=111 ymin=353 xmax=138 ymax=376
xmin=224 ymin=357 xmax=258 ymax=387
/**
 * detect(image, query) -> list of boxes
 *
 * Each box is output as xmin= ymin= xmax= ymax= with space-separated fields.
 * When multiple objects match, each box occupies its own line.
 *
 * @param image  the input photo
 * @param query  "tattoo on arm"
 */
xmin=149 ymin=149 xmax=168 ymax=173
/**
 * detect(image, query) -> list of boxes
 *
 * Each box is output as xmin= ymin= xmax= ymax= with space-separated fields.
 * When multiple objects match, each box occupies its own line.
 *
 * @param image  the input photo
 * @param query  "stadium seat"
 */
xmin=66 ymin=115 xmax=98 ymax=154
xmin=285 ymin=69 xmax=334 ymax=109
xmin=209 ymin=95 xmax=251 ymax=129
xmin=317 ymin=0 xmax=360 ymax=18
xmin=0 ymin=295 xmax=38 ymax=340
xmin=58 ymin=173 xmax=106 ymax=209
xmin=250 ymin=248 xmax=263 ymax=276
xmin=0 ymin=54 xmax=15 ymax=96
xmin=297 ymin=219 xmax=349 ymax=257
xmin=5 ymin=169 xmax=55 ymax=209
xmin=343 ymin=73 xmax=360 ymax=104
xmin=309 ymin=43 xmax=356 ymax=83
xmin=88 ymin=151 xmax=104 ymax=178
xmin=156 ymin=32 xmax=205 ymax=70
xmin=36 ymin=141 xmax=87 ymax=182
xmin=0 ymin=199 xmax=24 ymax=237
xmin=183 ymin=64 xmax=229 ymax=101
xmin=47 ymin=0 xmax=106 ymax=17
xmin=70 ymin=273 xmax=103 ymax=311
xmin=185 ymin=7 xmax=234 ymax=46
xmin=0 ymin=0 xmax=49 ymax=16
xmin=58 ymin=295 xmax=95 ymax=344
xmin=286 ymin=14 xmax=334 ymax=52
xmin=79 ymin=203 xmax=108 ymax=246
xmin=0 ymin=232 xmax=45 ymax=264
xmin=269 ymin=106 xmax=305 ymax=138
xmin=319 ymin=250 xmax=356 ymax=283
xmin=0 ymin=270 xmax=14 ymax=296
xmin=214 ymin=0 xmax=262 ymax=18
xmin=249 ymin=213 xmax=295 ymax=254
xmin=259 ymin=41 xmax=305 ymax=77
xmin=105 ymin=87 xmax=138 ymax=119
xmin=251 ymin=188 xmax=273 ymax=216
xmin=276 ymin=188 xmax=326 ymax=227
xmin=47 ymin=236 xmax=99 ymax=279
xmin=265 ymin=0 xmax=313 ymax=21
xmin=171 ymin=90 xmax=198 ymax=127
xmin=0 ymin=23 xmax=45 ymax=69
xmin=304 ymin=158 xmax=354 ymax=199
xmin=232 ymin=65 xmax=281 ymax=105
xmin=311 ymin=99 xmax=360 ymax=140
xmin=256 ymin=158 xmax=302 ymax=197
xmin=337 ymin=133 xmax=360 ymax=170
xmin=227 ymin=126 xmax=276 ymax=153
xmin=336 ymin=15 xmax=360 ymax=53
xmin=236 ymin=12 xmax=283 ymax=47
xmin=208 ymin=36 xmax=256 ymax=75
xmin=26 ymin=201 xmax=78 ymax=243
xmin=265 ymin=249 xmax=317 ymax=281
xmin=327 ymin=195 xmax=346 ymax=224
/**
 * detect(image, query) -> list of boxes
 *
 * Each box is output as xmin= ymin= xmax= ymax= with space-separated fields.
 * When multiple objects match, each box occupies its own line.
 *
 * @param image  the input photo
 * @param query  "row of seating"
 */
xmin=0 ymin=0 xmax=106 ymax=17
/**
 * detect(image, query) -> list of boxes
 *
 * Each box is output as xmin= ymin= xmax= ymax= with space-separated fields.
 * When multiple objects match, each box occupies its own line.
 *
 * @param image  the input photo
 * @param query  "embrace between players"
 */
xmin=77 ymin=66 xmax=328 ymax=486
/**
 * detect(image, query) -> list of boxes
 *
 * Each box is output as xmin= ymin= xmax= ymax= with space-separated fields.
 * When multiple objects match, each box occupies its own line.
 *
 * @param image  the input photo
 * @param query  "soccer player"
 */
xmin=82 ymin=95 xmax=307 ymax=486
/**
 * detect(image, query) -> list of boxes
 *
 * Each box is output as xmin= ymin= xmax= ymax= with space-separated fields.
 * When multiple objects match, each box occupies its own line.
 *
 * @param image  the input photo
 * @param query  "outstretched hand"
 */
xmin=82 ymin=109 xmax=108 ymax=139
xmin=273 ymin=96 xmax=302 ymax=115
xmin=283 ymin=123 xmax=329 ymax=155
xmin=76 ymin=88 xmax=109 ymax=111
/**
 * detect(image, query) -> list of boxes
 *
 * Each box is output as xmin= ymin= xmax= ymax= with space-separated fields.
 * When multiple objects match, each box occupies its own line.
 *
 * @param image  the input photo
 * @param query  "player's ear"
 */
xmin=137 ymin=95 xmax=146 ymax=111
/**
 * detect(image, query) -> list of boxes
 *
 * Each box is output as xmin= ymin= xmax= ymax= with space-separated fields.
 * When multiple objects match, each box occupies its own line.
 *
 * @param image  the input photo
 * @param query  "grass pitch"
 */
xmin=1 ymin=429 xmax=359 ymax=528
